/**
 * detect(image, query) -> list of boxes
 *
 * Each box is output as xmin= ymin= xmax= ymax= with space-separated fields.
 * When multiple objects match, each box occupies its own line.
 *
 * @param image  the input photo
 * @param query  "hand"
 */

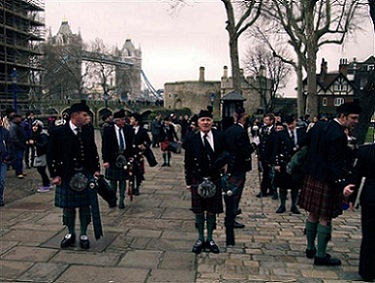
xmin=274 ymin=165 xmax=281 ymax=172
xmin=94 ymin=171 xmax=100 ymax=177
xmin=343 ymin=184 xmax=355 ymax=197
xmin=52 ymin=176 xmax=62 ymax=185
xmin=253 ymin=136 xmax=260 ymax=146
xmin=186 ymin=185 xmax=192 ymax=192
xmin=28 ymin=140 xmax=34 ymax=145
xmin=139 ymin=145 xmax=146 ymax=151
xmin=103 ymin=162 xmax=110 ymax=168
xmin=222 ymin=164 xmax=228 ymax=174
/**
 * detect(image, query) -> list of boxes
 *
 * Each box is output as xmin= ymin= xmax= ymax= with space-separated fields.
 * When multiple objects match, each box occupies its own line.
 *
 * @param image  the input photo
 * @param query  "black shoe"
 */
xmin=306 ymin=248 xmax=316 ymax=259
xmin=291 ymin=206 xmax=301 ymax=214
xmin=236 ymin=209 xmax=242 ymax=216
xmin=60 ymin=233 xmax=75 ymax=248
xmin=256 ymin=192 xmax=263 ymax=198
xmin=133 ymin=189 xmax=140 ymax=196
xmin=79 ymin=235 xmax=90 ymax=249
xmin=314 ymin=254 xmax=341 ymax=266
xmin=108 ymin=198 xmax=117 ymax=208
xmin=0 ymin=201 xmax=4 ymax=207
xmin=206 ymin=240 xmax=220 ymax=254
xmin=192 ymin=240 xmax=204 ymax=254
xmin=162 ymin=163 xmax=167 ymax=167
xmin=360 ymin=275 xmax=374 ymax=282
xmin=118 ymin=201 xmax=125 ymax=209
xmin=276 ymin=205 xmax=286 ymax=214
xmin=233 ymin=221 xmax=245 ymax=229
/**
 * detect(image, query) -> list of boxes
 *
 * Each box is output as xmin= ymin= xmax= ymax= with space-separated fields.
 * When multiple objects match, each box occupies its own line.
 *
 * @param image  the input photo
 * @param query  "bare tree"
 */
xmin=260 ymin=1 xmax=365 ymax=118
xmin=169 ymin=0 xmax=262 ymax=94
xmin=243 ymin=46 xmax=291 ymax=113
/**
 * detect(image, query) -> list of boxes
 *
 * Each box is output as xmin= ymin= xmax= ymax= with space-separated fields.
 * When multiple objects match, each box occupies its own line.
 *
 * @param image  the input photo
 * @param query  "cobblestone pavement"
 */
xmin=0 ymin=132 xmax=367 ymax=282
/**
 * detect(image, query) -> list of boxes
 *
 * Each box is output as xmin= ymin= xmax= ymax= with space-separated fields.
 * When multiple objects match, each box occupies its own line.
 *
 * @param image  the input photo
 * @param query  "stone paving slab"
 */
xmin=0 ymin=133 xmax=370 ymax=282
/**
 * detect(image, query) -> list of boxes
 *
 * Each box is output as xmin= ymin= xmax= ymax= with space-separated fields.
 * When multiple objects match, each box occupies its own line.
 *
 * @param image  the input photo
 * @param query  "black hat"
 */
xmin=70 ymin=103 xmax=90 ymax=114
xmin=198 ymin=106 xmax=213 ymax=119
xmin=275 ymin=121 xmax=284 ymax=127
xmin=113 ymin=109 xmax=125 ymax=119
xmin=130 ymin=112 xmax=142 ymax=123
xmin=285 ymin=115 xmax=296 ymax=124
xmin=336 ymin=102 xmax=362 ymax=115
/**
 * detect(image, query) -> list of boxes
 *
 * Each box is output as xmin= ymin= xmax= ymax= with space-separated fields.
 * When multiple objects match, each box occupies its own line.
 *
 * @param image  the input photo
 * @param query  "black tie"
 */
xmin=290 ymin=130 xmax=296 ymax=146
xmin=119 ymin=128 xmax=125 ymax=150
xmin=204 ymin=134 xmax=214 ymax=157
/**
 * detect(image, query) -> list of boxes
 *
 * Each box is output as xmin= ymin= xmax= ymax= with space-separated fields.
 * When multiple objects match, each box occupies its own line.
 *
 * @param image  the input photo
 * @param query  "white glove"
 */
xmin=253 ymin=136 xmax=260 ymax=146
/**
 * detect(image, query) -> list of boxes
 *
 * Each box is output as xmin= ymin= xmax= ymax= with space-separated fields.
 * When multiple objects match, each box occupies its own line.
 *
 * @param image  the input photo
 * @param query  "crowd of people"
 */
xmin=0 ymin=101 xmax=373 ymax=281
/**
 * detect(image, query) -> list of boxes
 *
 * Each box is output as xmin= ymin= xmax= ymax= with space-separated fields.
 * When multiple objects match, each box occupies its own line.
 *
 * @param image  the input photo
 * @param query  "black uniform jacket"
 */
xmin=102 ymin=125 xmax=133 ymax=164
xmin=47 ymin=123 xmax=100 ymax=179
xmin=301 ymin=120 xmax=349 ymax=188
xmin=259 ymin=125 xmax=276 ymax=163
xmin=223 ymin=123 xmax=255 ymax=173
xmin=273 ymin=127 xmax=306 ymax=166
xmin=184 ymin=129 xmax=225 ymax=186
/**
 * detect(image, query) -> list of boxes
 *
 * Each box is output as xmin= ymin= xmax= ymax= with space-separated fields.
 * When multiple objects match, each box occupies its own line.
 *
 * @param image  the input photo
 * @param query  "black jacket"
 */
xmin=102 ymin=125 xmax=133 ymax=164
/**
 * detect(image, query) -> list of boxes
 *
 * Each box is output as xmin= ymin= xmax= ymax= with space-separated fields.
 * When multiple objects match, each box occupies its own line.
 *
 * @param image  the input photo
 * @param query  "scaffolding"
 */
xmin=0 ymin=0 xmax=45 ymax=113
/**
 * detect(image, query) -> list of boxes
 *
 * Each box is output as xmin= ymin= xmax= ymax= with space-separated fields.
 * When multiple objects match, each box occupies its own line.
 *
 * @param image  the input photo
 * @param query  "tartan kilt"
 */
xmin=55 ymin=179 xmax=91 ymax=208
xmin=104 ymin=164 xmax=128 ymax=181
xmin=298 ymin=174 xmax=343 ymax=219
xmin=228 ymin=173 xmax=246 ymax=204
xmin=190 ymin=177 xmax=223 ymax=214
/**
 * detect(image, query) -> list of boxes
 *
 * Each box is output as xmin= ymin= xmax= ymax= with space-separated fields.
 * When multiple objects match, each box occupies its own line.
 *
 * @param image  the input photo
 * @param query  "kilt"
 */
xmin=105 ymin=164 xmax=128 ymax=181
xmin=55 ymin=179 xmax=91 ymax=208
xmin=298 ymin=174 xmax=343 ymax=218
xmin=190 ymin=177 xmax=223 ymax=214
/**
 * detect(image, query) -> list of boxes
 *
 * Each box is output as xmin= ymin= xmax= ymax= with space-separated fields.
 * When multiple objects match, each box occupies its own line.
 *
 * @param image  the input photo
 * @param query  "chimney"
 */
xmin=199 ymin=66 xmax=205 ymax=82
xmin=339 ymin=58 xmax=348 ymax=75
xmin=222 ymin=66 xmax=228 ymax=79
xmin=320 ymin=58 xmax=327 ymax=83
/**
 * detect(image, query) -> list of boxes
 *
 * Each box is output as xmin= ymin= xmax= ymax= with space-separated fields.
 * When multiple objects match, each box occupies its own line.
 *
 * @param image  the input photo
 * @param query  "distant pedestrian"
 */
xmin=9 ymin=113 xmax=27 ymax=179
xmin=99 ymin=111 xmax=113 ymax=137
xmin=30 ymin=120 xmax=51 ymax=193
xmin=159 ymin=116 xmax=178 ymax=167
xmin=23 ymin=111 xmax=36 ymax=169
xmin=0 ymin=115 xmax=12 ymax=206
xmin=151 ymin=114 xmax=161 ymax=148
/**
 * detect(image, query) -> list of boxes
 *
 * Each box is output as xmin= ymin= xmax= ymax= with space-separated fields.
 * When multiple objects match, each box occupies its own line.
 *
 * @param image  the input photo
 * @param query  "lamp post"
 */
xmin=210 ymin=92 xmax=216 ymax=113
xmin=11 ymin=68 xmax=18 ymax=113
xmin=104 ymin=91 xmax=109 ymax=109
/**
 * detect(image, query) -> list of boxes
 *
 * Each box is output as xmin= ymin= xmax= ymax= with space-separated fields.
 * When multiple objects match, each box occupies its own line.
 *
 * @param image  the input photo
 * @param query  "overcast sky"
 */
xmin=44 ymin=0 xmax=375 ymax=97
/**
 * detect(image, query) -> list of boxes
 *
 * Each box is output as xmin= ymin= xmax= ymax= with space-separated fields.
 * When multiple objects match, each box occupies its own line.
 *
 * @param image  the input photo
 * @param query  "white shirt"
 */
xmin=114 ymin=125 xmax=126 ymax=150
xmin=200 ymin=130 xmax=214 ymax=151
xmin=133 ymin=126 xmax=139 ymax=135
xmin=69 ymin=121 xmax=79 ymax=135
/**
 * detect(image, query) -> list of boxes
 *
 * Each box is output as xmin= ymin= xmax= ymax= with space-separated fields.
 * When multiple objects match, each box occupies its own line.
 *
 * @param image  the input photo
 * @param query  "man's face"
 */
xmin=72 ymin=111 xmax=89 ymax=127
xmin=198 ymin=117 xmax=213 ymax=133
xmin=287 ymin=120 xmax=297 ymax=131
xmin=129 ymin=116 xmax=138 ymax=126
xmin=263 ymin=117 xmax=273 ymax=126
xmin=115 ymin=117 xmax=126 ymax=128
xmin=342 ymin=113 xmax=359 ymax=129
xmin=275 ymin=125 xmax=284 ymax=132
xmin=0 ymin=117 xmax=3 ymax=127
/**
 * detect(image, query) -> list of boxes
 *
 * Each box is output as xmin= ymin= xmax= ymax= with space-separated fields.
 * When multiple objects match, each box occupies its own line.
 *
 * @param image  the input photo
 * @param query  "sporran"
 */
xmin=197 ymin=177 xmax=216 ymax=199
xmin=69 ymin=172 xmax=89 ymax=192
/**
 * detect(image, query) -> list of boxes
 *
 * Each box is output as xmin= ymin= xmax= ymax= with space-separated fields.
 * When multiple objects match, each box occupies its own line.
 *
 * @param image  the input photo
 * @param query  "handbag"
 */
xmin=167 ymin=141 xmax=182 ymax=154
xmin=33 ymin=154 xmax=47 ymax=167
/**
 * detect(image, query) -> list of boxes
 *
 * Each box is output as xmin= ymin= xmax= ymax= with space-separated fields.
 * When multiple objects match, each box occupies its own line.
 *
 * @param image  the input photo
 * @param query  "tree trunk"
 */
xmin=296 ymin=63 xmax=305 ymax=117
xmin=304 ymin=2 xmax=319 ymax=118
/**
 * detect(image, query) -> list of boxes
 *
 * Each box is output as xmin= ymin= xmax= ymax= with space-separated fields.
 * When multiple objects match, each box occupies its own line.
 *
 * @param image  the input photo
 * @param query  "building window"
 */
xmin=367 ymin=65 xmax=374 ymax=71
xmin=334 ymin=97 xmax=344 ymax=106
xmin=322 ymin=97 xmax=327 ymax=106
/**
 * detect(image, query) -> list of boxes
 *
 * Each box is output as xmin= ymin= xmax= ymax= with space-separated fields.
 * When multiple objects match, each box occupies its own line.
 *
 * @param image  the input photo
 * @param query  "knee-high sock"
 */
xmin=63 ymin=209 xmax=76 ymax=235
xmin=195 ymin=214 xmax=205 ymax=241
xmin=79 ymin=206 xmax=91 ymax=236
xmin=110 ymin=180 xmax=118 ymax=196
xmin=162 ymin=153 xmax=167 ymax=164
xmin=291 ymin=188 xmax=299 ymax=208
xmin=206 ymin=213 xmax=216 ymax=242
xmin=316 ymin=223 xmax=332 ymax=257
xmin=279 ymin=189 xmax=287 ymax=208
xmin=167 ymin=152 xmax=171 ymax=164
xmin=305 ymin=220 xmax=318 ymax=250
xmin=119 ymin=180 xmax=126 ymax=202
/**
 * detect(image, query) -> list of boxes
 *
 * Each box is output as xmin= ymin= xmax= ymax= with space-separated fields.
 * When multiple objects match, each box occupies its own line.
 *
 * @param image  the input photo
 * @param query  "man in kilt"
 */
xmin=129 ymin=112 xmax=151 ymax=196
xmin=299 ymin=102 xmax=362 ymax=266
xmin=223 ymin=108 xmax=258 ymax=231
xmin=102 ymin=109 xmax=133 ymax=209
xmin=48 ymin=103 xmax=101 ymax=249
xmin=183 ymin=108 xmax=225 ymax=254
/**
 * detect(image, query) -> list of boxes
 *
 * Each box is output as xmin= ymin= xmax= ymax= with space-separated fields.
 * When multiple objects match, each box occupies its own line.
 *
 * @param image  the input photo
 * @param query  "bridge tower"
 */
xmin=115 ymin=39 xmax=142 ymax=101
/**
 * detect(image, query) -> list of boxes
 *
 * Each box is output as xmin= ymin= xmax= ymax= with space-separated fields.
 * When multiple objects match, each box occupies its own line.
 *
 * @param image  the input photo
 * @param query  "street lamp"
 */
xmin=210 ymin=92 xmax=216 ymax=112
xmin=11 ymin=68 xmax=18 ymax=113
xmin=104 ymin=91 xmax=109 ymax=109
